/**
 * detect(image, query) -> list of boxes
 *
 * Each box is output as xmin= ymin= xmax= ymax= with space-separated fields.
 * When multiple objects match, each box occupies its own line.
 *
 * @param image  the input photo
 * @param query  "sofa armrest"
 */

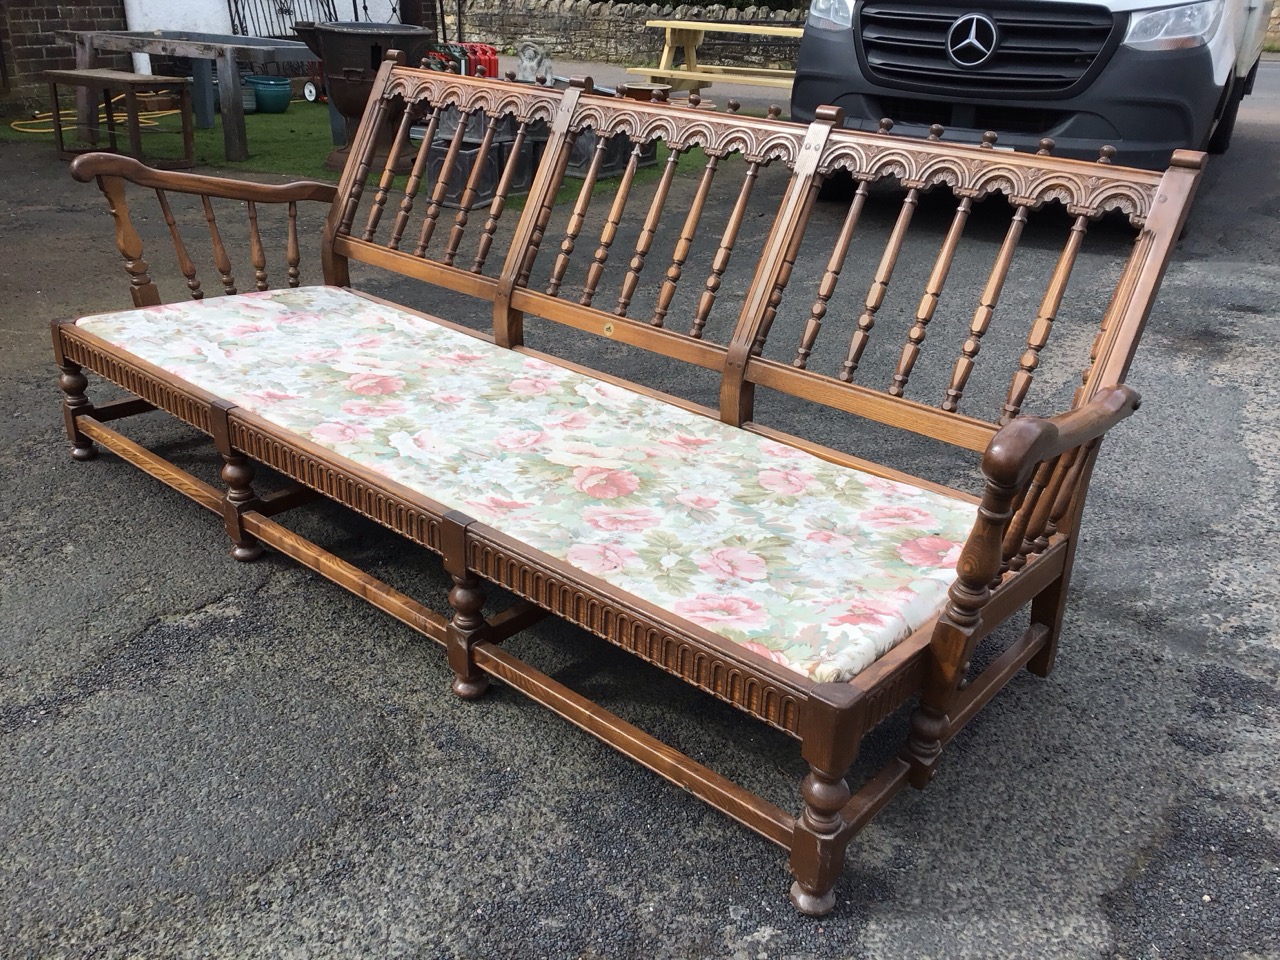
xmin=982 ymin=385 xmax=1141 ymax=490
xmin=69 ymin=152 xmax=337 ymax=205
xmin=914 ymin=385 xmax=1142 ymax=716
xmin=70 ymin=153 xmax=338 ymax=308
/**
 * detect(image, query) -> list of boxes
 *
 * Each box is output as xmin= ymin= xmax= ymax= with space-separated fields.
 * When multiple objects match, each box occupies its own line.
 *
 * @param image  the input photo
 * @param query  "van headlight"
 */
xmin=808 ymin=0 xmax=855 ymax=30
xmin=1123 ymin=0 xmax=1223 ymax=49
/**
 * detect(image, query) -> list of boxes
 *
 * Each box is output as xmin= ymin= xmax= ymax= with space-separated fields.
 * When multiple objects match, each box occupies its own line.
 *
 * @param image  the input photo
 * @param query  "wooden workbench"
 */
xmin=46 ymin=68 xmax=194 ymax=169
xmin=628 ymin=20 xmax=803 ymax=92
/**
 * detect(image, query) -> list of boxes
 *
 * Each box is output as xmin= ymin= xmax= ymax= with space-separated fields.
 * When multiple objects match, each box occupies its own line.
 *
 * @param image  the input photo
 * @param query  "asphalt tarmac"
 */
xmin=1 ymin=63 xmax=1278 ymax=959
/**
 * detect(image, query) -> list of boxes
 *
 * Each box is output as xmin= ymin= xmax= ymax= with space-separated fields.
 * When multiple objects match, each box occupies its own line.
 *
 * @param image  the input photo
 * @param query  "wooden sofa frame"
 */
xmin=52 ymin=54 xmax=1202 ymax=915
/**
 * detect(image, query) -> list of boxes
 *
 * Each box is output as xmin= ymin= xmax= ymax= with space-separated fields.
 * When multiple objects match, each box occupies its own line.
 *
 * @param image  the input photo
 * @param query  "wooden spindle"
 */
xmin=651 ymin=152 xmax=720 ymax=327
xmin=472 ymin=121 xmax=530 ymax=274
xmin=414 ymin=113 xmax=472 ymax=258
xmin=751 ymin=181 xmax=820 ymax=355
xmin=1001 ymin=458 xmax=1055 ymax=572
xmin=336 ymin=93 xmax=391 ymax=237
xmin=689 ymin=156 xmax=760 ymax=339
xmin=246 ymin=199 xmax=268 ymax=291
xmin=838 ymin=186 xmax=919 ymax=381
xmin=1047 ymin=442 xmax=1093 ymax=534
xmin=942 ymin=204 xmax=1030 ymax=412
xmin=154 ymin=188 xmax=203 ymax=299
xmin=517 ymin=131 xmax=577 ymax=288
xmin=362 ymin=104 xmax=417 ymax=242
xmin=444 ymin=112 xmax=502 ymax=267
xmin=201 ymin=195 xmax=236 ymax=295
xmin=888 ymin=187 xmax=970 ymax=393
xmin=389 ymin=103 xmax=443 ymax=251
xmin=547 ymin=136 xmax=609 ymax=296
xmin=616 ymin=143 xmax=683 ymax=317
xmin=1025 ymin=447 xmax=1078 ymax=555
xmin=95 ymin=175 xmax=159 ymax=307
xmin=286 ymin=200 xmax=300 ymax=287
xmin=794 ymin=180 xmax=868 ymax=368
xmin=580 ymin=139 xmax=641 ymax=307
xmin=1000 ymin=214 xmax=1089 ymax=423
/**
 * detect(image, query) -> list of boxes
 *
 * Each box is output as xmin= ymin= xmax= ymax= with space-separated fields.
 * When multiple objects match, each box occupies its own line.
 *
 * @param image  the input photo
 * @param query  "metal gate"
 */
xmin=226 ymin=1 xmax=402 ymax=39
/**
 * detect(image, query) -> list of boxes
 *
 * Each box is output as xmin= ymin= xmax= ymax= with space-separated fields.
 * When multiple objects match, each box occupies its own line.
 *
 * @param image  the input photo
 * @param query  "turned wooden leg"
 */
xmin=789 ymin=763 xmax=853 ymax=916
xmin=220 ymin=453 xmax=263 ymax=562
xmin=58 ymin=362 xmax=97 ymax=462
xmin=447 ymin=572 xmax=489 ymax=699
xmin=788 ymin=682 xmax=861 ymax=916
xmin=903 ymin=701 xmax=949 ymax=789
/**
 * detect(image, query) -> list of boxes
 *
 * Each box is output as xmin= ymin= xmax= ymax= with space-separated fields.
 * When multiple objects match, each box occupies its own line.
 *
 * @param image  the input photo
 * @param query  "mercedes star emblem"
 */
xmin=946 ymin=13 xmax=999 ymax=68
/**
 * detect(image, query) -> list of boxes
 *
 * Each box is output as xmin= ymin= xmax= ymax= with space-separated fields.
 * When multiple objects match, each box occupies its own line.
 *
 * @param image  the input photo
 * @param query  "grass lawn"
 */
xmin=3 ymin=96 xmax=343 ymax=181
xmin=2 ymin=92 xmax=727 ymax=206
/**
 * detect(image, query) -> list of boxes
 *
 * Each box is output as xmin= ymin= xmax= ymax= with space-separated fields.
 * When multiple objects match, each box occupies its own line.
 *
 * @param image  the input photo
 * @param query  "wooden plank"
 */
xmin=746 ymin=356 xmax=997 ymax=451
xmin=335 ymin=236 xmax=500 ymax=301
xmin=509 ymin=288 xmax=729 ymax=370
xmin=644 ymin=20 xmax=804 ymax=37
xmin=472 ymin=640 xmax=797 ymax=849
xmin=240 ymin=512 xmax=450 ymax=645
xmin=78 ymin=417 xmax=223 ymax=513
xmin=627 ymin=67 xmax=795 ymax=89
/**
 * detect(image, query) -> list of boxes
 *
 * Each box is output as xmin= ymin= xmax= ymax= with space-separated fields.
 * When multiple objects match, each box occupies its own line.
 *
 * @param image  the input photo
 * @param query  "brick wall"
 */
xmin=1 ymin=1 xmax=129 ymax=109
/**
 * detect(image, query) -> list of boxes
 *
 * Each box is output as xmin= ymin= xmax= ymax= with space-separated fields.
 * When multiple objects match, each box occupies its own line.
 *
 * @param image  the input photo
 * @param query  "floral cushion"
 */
xmin=77 ymin=286 xmax=978 ymax=683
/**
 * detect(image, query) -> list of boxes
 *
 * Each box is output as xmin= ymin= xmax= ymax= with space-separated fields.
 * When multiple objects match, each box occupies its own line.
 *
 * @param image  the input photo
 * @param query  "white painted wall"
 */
xmin=123 ymin=0 xmax=234 ymax=72
xmin=121 ymin=0 xmax=402 ymax=70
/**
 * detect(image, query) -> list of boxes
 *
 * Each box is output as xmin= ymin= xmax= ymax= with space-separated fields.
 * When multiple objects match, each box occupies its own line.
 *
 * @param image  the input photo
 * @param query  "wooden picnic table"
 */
xmin=627 ymin=19 xmax=803 ymax=92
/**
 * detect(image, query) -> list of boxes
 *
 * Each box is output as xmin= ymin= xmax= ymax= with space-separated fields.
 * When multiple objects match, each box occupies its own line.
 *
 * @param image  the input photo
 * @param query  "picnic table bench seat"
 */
xmin=52 ymin=55 xmax=1203 ymax=915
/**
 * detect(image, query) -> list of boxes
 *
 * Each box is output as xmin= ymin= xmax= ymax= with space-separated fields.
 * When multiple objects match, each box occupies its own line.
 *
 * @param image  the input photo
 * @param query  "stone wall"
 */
xmin=453 ymin=0 xmax=805 ymax=67
xmin=455 ymin=0 xmax=1280 ymax=66
xmin=1 ymin=0 xmax=129 ymax=108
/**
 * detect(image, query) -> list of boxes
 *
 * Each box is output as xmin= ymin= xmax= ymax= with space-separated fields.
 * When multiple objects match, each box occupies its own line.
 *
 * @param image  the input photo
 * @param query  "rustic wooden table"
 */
xmin=60 ymin=31 xmax=318 ymax=162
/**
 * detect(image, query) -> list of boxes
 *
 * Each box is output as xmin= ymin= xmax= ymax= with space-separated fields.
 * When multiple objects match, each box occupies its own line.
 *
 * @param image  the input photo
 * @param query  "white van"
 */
xmin=790 ymin=0 xmax=1271 ymax=167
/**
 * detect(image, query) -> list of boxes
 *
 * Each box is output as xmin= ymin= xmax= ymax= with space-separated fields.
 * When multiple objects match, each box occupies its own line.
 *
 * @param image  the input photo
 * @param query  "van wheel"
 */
xmin=1207 ymin=78 xmax=1244 ymax=154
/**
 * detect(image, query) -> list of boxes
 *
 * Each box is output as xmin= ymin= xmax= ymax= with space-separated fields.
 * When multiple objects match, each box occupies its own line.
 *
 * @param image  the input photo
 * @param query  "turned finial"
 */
xmin=1097 ymin=144 xmax=1116 ymax=164
xmin=767 ymin=104 xmax=782 ymax=119
xmin=689 ymin=93 xmax=700 ymax=109
xmin=615 ymin=83 xmax=628 ymax=98
xmin=981 ymin=130 xmax=998 ymax=149
xmin=535 ymin=73 xmax=546 ymax=86
xmin=476 ymin=64 xmax=486 ymax=78
xmin=505 ymin=69 xmax=516 ymax=82
xmin=654 ymin=88 xmax=668 ymax=103
xmin=928 ymin=123 xmax=944 ymax=141
xmin=878 ymin=117 xmax=894 ymax=134
xmin=727 ymin=99 xmax=740 ymax=114
xmin=1037 ymin=138 xmax=1055 ymax=156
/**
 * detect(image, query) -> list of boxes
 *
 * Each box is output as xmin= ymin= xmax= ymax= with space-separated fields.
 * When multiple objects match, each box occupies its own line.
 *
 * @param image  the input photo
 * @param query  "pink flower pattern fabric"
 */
xmin=77 ymin=287 xmax=978 ymax=683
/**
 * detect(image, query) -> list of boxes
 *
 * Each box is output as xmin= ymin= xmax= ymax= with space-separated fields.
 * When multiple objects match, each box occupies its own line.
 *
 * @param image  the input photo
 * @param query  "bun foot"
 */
xmin=71 ymin=443 xmax=97 ymax=462
xmin=451 ymin=675 xmax=489 ymax=700
xmin=789 ymin=881 xmax=836 ymax=917
xmin=230 ymin=542 xmax=263 ymax=562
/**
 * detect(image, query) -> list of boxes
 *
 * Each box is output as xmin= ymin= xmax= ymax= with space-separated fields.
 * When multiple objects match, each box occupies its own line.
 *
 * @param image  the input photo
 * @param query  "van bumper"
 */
xmin=790 ymin=26 xmax=1223 ymax=169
